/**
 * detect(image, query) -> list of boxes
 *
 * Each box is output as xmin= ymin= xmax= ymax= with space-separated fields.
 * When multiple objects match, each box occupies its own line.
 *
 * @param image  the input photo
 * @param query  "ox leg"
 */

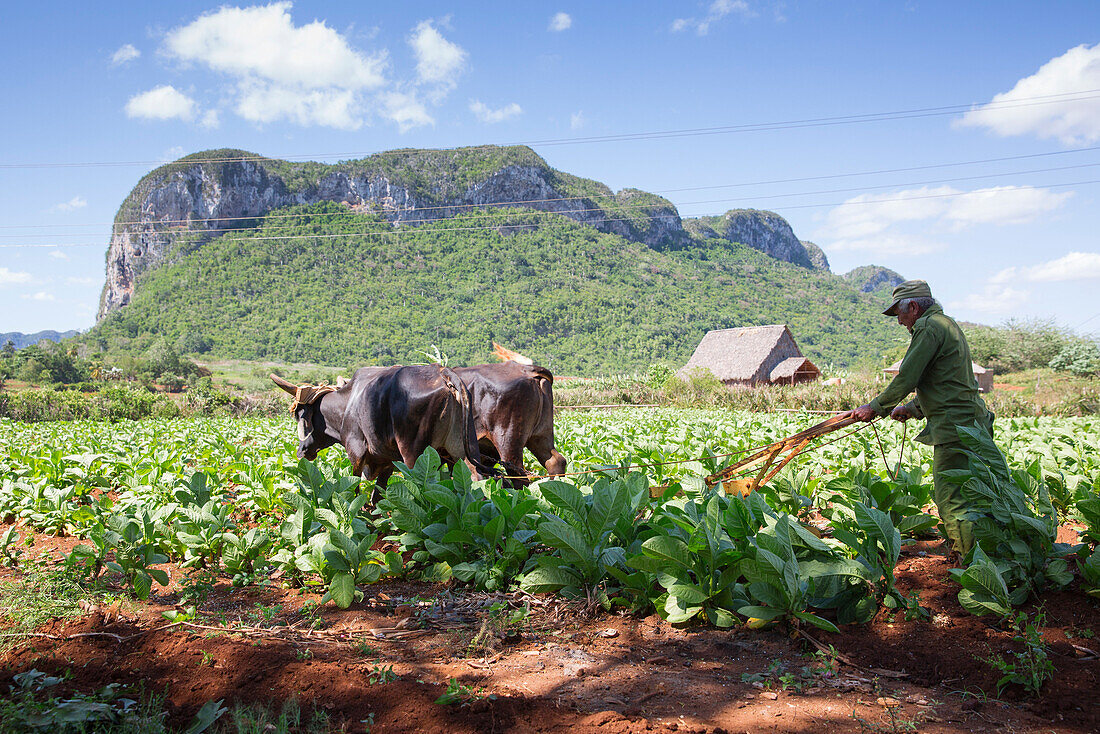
xmin=493 ymin=432 xmax=530 ymax=488
xmin=370 ymin=465 xmax=394 ymax=506
xmin=354 ymin=458 xmax=392 ymax=507
xmin=528 ymin=434 xmax=567 ymax=476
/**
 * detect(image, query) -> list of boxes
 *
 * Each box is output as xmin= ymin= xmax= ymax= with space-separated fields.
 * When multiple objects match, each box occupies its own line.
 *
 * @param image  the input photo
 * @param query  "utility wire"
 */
xmin=3 ymin=178 xmax=1096 ymax=249
xmin=2 ymin=153 xmax=1098 ymax=239
xmin=2 ymin=88 xmax=1099 ymax=170
xmin=5 ymin=143 xmax=1098 ymax=231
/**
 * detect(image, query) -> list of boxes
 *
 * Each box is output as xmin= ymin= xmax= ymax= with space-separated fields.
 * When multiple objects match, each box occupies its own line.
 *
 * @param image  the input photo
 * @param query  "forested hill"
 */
xmin=88 ymin=203 xmax=900 ymax=373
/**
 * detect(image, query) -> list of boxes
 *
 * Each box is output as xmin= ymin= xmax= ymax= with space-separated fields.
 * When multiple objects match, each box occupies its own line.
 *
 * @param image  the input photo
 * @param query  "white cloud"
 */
xmin=950 ymin=283 xmax=1030 ymax=314
xmin=53 ymin=196 xmax=87 ymax=212
xmin=111 ymin=44 xmax=140 ymax=65
xmin=381 ymin=92 xmax=433 ymax=132
xmin=672 ymin=0 xmax=752 ymax=35
xmin=162 ymin=2 xmax=387 ymax=130
xmin=957 ymin=43 xmax=1100 ymax=145
xmin=22 ymin=292 xmax=55 ymax=302
xmin=1019 ymin=252 xmax=1100 ymax=282
xmin=549 ymin=12 xmax=572 ymax=32
xmin=943 ymin=185 xmax=1073 ymax=227
xmin=0 ymin=268 xmax=32 ymax=286
xmin=818 ymin=184 xmax=1073 ymax=246
xmin=162 ymin=146 xmax=186 ymax=162
xmin=125 ymin=85 xmax=196 ymax=122
xmin=570 ymin=110 xmax=585 ymax=130
xmin=824 ymin=234 xmax=944 ymax=256
xmin=48 ymin=250 xmax=69 ymax=261
xmin=469 ymin=100 xmax=522 ymax=124
xmin=66 ymin=276 xmax=98 ymax=286
xmin=409 ymin=20 xmax=467 ymax=88
xmin=237 ymin=83 xmax=361 ymax=129
xmin=165 ymin=2 xmax=386 ymax=90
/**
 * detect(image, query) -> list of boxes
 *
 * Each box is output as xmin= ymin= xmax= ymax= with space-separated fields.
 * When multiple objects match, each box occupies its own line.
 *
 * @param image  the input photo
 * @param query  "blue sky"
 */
xmin=2 ymin=1 xmax=1099 ymax=336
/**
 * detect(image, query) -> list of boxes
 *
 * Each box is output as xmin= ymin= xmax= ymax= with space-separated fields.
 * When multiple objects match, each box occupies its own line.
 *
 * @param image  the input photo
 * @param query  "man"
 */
xmin=843 ymin=280 xmax=998 ymax=558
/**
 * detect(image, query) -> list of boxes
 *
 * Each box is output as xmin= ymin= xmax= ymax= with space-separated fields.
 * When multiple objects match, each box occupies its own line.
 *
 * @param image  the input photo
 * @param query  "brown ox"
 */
xmin=454 ymin=361 xmax=567 ymax=483
xmin=271 ymin=365 xmax=495 ymax=501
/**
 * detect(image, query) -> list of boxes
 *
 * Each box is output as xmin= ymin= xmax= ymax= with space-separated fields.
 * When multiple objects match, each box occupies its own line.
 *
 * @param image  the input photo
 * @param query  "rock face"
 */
xmin=682 ymin=209 xmax=815 ymax=268
xmin=843 ymin=265 xmax=905 ymax=294
xmin=801 ymin=241 xmax=830 ymax=271
xmin=98 ymin=147 xmax=689 ymax=320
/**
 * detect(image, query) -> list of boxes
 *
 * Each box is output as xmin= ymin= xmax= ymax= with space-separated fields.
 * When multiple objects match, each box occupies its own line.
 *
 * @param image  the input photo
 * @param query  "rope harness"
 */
xmin=493 ymin=412 xmax=908 ymax=489
xmin=288 ymin=382 xmax=339 ymax=412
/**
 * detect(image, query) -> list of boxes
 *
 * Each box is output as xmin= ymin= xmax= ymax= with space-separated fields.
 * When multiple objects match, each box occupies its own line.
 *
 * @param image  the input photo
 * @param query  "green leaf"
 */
xmin=668 ymin=582 xmax=709 ymax=604
xmin=737 ymin=605 xmax=785 ymax=621
xmin=326 ymin=572 xmax=356 ymax=609
xmin=537 ymin=518 xmax=594 ymax=572
xmin=520 ymin=564 xmax=581 ymax=593
xmin=639 ymin=535 xmax=692 ymax=571
xmin=793 ymin=610 xmax=840 ymax=634
xmin=538 ymin=481 xmax=586 ymax=521
xmin=185 ymin=700 xmax=228 ymax=734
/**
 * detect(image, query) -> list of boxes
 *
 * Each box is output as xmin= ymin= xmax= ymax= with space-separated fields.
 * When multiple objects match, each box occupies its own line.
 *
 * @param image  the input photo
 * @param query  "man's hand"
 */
xmin=890 ymin=405 xmax=913 ymax=422
xmin=842 ymin=404 xmax=878 ymax=422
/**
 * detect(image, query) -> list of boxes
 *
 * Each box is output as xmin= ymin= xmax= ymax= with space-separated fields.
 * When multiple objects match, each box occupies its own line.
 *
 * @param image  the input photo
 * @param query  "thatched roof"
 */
xmin=682 ymin=325 xmax=813 ymax=384
xmin=770 ymin=356 xmax=819 ymax=381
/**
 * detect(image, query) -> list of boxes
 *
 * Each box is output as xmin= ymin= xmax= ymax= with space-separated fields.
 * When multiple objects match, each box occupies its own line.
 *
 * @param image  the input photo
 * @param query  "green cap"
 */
xmin=883 ymin=280 xmax=932 ymax=316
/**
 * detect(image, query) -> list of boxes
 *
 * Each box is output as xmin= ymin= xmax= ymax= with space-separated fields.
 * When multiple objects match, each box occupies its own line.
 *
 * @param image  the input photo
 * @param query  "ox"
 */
xmin=271 ymin=365 xmax=495 ymax=501
xmin=454 ymin=361 xmax=567 ymax=483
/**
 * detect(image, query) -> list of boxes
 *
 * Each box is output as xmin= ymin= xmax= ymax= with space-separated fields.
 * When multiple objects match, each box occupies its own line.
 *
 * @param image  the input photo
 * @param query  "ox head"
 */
xmin=270 ymin=374 xmax=339 ymax=461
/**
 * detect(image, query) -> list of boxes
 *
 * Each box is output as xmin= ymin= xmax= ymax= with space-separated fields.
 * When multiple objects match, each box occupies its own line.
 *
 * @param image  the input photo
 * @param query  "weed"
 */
xmin=979 ymin=608 xmax=1056 ymax=695
xmin=295 ymin=648 xmax=314 ymax=661
xmin=0 ymin=671 xmax=186 ymax=734
xmin=198 ymin=650 xmax=215 ymax=668
xmin=354 ymin=641 xmax=380 ymax=659
xmin=366 ymin=664 xmax=397 ymax=684
xmin=434 ymin=678 xmax=495 ymax=706
xmin=0 ymin=566 xmax=109 ymax=651
xmin=219 ymin=697 xmax=337 ymax=734
xmin=178 ymin=569 xmax=218 ymax=606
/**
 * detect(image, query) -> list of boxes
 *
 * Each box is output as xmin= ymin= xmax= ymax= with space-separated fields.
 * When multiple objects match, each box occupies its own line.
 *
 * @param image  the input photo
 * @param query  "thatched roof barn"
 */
xmin=681 ymin=325 xmax=821 ymax=386
xmin=884 ymin=360 xmax=993 ymax=393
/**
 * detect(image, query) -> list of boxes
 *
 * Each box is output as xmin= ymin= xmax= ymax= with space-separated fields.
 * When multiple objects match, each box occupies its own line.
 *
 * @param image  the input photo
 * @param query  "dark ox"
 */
xmin=454 ymin=362 xmax=567 ymax=483
xmin=271 ymin=365 xmax=494 ymax=501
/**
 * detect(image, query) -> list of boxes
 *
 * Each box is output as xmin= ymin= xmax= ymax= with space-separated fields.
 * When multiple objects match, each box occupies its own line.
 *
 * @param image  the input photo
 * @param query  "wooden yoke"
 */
xmin=706 ymin=413 xmax=861 ymax=497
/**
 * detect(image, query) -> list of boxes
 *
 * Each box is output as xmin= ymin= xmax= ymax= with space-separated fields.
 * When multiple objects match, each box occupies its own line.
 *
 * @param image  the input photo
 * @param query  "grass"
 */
xmin=0 ymin=566 xmax=114 ymax=652
xmin=217 ymin=698 xmax=345 ymax=734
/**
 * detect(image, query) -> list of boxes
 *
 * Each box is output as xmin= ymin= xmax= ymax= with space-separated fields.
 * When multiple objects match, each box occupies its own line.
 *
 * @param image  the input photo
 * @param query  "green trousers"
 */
xmin=932 ymin=443 xmax=974 ymax=556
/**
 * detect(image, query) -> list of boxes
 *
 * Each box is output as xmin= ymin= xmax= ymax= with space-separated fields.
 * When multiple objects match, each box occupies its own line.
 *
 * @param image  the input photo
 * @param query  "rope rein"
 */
xmin=491 ymin=414 xmax=903 ymax=483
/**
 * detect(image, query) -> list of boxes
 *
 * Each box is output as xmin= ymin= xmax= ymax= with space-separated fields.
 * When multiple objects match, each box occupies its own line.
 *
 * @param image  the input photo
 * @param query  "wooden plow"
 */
xmin=704 ymin=413 xmax=861 ymax=497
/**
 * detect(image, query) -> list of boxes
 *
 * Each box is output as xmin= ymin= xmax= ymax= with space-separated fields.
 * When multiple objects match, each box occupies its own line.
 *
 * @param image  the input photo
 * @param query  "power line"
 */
xmin=2 ymin=88 xmax=1099 ymax=170
xmin=2 ymin=147 xmax=1098 ymax=237
xmin=2 ymin=159 xmax=1096 ymax=242
xmin=3 ymin=178 xmax=1096 ymax=250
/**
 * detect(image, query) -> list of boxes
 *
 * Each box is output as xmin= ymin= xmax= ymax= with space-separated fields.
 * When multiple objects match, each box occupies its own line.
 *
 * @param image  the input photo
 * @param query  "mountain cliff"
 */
xmin=680 ymin=209 xmax=826 ymax=270
xmin=843 ymin=265 xmax=906 ymax=295
xmin=98 ymin=146 xmax=688 ymax=319
xmin=90 ymin=146 xmax=908 ymax=371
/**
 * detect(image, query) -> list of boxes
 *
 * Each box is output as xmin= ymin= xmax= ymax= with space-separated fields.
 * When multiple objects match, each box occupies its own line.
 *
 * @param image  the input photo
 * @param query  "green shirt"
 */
xmin=868 ymin=303 xmax=991 ymax=446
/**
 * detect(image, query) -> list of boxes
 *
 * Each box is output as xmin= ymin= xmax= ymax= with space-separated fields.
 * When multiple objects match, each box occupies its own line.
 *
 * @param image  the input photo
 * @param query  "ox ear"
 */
xmin=336 ymin=376 xmax=350 ymax=389
xmin=270 ymin=373 xmax=297 ymax=395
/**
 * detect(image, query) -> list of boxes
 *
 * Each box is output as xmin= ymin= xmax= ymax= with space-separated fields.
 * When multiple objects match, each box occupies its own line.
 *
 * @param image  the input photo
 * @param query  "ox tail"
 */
xmin=440 ymin=366 xmax=500 ymax=480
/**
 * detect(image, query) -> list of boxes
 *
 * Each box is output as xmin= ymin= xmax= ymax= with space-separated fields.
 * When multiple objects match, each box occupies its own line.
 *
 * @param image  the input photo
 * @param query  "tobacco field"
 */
xmin=1 ymin=409 xmax=1099 ymax=732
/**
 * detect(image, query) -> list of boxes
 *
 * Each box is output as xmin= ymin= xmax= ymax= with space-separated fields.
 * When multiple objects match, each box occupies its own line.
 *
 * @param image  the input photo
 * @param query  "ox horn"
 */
xmin=270 ymin=373 xmax=298 ymax=395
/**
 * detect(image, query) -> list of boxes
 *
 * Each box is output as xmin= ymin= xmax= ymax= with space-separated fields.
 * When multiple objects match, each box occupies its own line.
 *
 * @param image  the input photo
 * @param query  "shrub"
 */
xmin=1049 ymin=340 xmax=1100 ymax=377
xmin=0 ymin=389 xmax=92 ymax=422
xmin=94 ymin=385 xmax=160 ymax=422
